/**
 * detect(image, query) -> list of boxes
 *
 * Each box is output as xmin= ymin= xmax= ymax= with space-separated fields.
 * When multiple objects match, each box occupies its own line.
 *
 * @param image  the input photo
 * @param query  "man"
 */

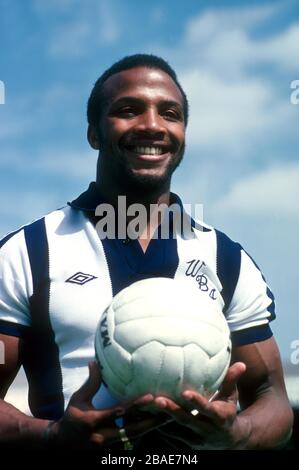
xmin=0 ymin=54 xmax=293 ymax=450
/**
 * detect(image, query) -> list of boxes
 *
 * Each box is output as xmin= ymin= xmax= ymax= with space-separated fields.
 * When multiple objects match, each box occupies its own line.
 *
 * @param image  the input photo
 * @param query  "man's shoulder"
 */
xmin=0 ymin=205 xmax=73 ymax=253
xmin=191 ymin=217 xmax=241 ymax=248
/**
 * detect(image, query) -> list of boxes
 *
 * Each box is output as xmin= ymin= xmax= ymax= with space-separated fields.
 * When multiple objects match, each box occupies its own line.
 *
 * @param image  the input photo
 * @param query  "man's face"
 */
xmin=94 ymin=66 xmax=186 ymax=192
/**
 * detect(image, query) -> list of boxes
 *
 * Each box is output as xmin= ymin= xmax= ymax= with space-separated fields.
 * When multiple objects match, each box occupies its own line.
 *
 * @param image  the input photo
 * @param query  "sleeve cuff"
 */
xmin=0 ymin=319 xmax=30 ymax=338
xmin=231 ymin=324 xmax=273 ymax=347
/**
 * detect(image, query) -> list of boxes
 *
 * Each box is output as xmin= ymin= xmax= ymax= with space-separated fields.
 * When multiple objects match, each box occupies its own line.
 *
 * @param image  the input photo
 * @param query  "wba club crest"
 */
xmin=185 ymin=259 xmax=217 ymax=300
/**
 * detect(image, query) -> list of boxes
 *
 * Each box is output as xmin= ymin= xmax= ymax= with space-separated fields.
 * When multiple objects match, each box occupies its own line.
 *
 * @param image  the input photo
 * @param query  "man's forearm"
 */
xmin=233 ymin=393 xmax=293 ymax=449
xmin=0 ymin=399 xmax=49 ymax=447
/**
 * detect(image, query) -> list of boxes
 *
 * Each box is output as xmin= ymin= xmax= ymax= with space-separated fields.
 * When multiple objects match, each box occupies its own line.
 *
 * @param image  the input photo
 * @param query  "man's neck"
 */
xmin=95 ymin=179 xmax=171 ymax=208
xmin=95 ymin=179 xmax=172 ymax=253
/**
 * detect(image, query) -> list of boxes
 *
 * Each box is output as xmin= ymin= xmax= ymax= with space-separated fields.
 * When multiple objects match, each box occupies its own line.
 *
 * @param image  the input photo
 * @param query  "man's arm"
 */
xmin=0 ymin=334 xmax=169 ymax=449
xmin=231 ymin=336 xmax=293 ymax=449
xmin=153 ymin=337 xmax=293 ymax=449
xmin=0 ymin=334 xmax=50 ymax=446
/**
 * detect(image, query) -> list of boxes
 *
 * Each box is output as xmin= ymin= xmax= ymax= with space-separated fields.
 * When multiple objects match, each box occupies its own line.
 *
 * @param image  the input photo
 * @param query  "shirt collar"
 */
xmin=68 ymin=182 xmax=104 ymax=211
xmin=69 ymin=182 xmax=183 ymax=213
xmin=68 ymin=182 xmax=210 ymax=235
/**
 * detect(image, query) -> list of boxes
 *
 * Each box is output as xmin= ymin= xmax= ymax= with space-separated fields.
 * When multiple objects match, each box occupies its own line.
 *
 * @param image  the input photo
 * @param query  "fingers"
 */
xmin=109 ymin=395 xmax=173 ymax=443
xmin=100 ymin=394 xmax=156 ymax=425
xmin=66 ymin=361 xmax=245 ymax=450
xmin=152 ymin=390 xmax=238 ymax=431
xmin=182 ymin=390 xmax=210 ymax=412
xmin=131 ymin=393 xmax=155 ymax=408
xmin=90 ymin=401 xmax=174 ymax=448
xmin=217 ymin=361 xmax=246 ymax=400
xmin=71 ymin=361 xmax=102 ymax=403
xmin=152 ymin=395 xmax=215 ymax=437
xmin=90 ymin=393 xmax=157 ymax=426
xmin=153 ymin=396 xmax=201 ymax=425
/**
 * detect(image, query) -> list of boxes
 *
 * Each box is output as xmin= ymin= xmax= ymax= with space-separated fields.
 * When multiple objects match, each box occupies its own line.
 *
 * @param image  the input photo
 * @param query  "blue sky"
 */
xmin=0 ymin=0 xmax=298 ymax=364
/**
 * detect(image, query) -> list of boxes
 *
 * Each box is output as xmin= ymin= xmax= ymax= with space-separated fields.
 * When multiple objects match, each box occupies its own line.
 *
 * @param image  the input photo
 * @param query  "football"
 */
xmin=95 ymin=277 xmax=231 ymax=406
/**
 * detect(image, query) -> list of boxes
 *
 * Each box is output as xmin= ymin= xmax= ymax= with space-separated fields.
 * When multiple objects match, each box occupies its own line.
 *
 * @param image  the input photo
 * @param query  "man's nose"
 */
xmin=136 ymin=108 xmax=165 ymax=134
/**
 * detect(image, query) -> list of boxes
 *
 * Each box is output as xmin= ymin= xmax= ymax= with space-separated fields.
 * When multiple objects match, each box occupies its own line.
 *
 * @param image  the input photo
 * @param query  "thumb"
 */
xmin=71 ymin=361 xmax=102 ymax=403
xmin=218 ymin=362 xmax=246 ymax=400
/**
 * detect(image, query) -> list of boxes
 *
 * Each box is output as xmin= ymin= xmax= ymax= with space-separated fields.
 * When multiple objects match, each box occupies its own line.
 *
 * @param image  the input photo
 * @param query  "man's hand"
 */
xmin=48 ymin=362 xmax=170 ymax=449
xmin=153 ymin=362 xmax=251 ymax=449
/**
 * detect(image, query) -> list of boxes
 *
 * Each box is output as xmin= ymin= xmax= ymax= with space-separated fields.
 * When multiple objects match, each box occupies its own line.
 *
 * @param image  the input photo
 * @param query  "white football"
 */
xmin=95 ymin=277 xmax=231 ymax=406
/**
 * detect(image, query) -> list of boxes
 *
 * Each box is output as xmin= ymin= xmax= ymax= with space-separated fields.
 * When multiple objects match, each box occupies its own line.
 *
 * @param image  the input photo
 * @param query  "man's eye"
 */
xmin=116 ymin=107 xmax=137 ymax=117
xmin=163 ymin=110 xmax=182 ymax=121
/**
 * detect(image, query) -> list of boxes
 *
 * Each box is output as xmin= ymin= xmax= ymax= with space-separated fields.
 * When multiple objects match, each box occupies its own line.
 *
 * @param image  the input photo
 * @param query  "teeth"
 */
xmin=133 ymin=146 xmax=163 ymax=155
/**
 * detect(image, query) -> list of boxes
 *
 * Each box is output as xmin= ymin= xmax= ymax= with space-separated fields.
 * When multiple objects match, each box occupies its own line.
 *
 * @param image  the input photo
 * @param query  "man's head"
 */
xmin=87 ymin=54 xmax=188 ymax=195
xmin=87 ymin=54 xmax=189 ymax=128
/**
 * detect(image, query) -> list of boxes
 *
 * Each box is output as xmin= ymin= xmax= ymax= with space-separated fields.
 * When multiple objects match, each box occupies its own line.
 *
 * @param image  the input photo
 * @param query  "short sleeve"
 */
xmin=226 ymin=248 xmax=275 ymax=346
xmin=0 ymin=230 xmax=33 ymax=336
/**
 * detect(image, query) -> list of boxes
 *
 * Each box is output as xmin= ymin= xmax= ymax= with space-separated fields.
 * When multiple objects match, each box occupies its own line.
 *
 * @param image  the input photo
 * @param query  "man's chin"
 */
xmin=121 ymin=170 xmax=171 ymax=193
xmin=122 ymin=155 xmax=183 ymax=191
xmin=119 ymin=168 xmax=173 ymax=195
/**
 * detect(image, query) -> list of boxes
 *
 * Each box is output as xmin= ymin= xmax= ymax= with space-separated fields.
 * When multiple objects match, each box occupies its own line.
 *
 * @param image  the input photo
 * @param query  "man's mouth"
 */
xmin=122 ymin=143 xmax=172 ymax=157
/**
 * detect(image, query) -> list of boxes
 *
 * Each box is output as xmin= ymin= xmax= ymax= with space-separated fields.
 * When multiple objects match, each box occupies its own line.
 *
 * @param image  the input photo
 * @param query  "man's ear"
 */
xmin=87 ymin=125 xmax=101 ymax=150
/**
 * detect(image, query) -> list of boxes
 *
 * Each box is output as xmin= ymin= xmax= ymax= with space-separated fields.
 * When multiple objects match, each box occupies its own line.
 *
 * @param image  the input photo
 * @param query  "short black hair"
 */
xmin=87 ymin=53 xmax=189 ymax=127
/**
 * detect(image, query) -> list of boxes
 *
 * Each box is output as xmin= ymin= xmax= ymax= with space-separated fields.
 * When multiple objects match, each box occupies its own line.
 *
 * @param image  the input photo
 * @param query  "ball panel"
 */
xmin=206 ymin=341 xmax=232 ymax=391
xmin=125 ymin=341 xmax=166 ymax=397
xmin=112 ymin=278 xmax=222 ymax=325
xmin=126 ymin=344 xmax=186 ymax=401
xmin=95 ymin=310 xmax=133 ymax=390
xmin=182 ymin=343 xmax=210 ymax=395
xmin=155 ymin=346 xmax=185 ymax=399
xmin=114 ymin=316 xmax=227 ymax=353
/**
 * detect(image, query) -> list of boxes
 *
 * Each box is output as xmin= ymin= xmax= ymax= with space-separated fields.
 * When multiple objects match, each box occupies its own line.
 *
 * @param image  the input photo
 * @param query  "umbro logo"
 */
xmin=66 ymin=272 xmax=97 ymax=285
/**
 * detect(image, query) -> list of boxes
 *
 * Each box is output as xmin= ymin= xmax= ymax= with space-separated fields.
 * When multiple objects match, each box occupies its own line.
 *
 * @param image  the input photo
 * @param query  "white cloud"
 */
xmin=0 ymin=193 xmax=56 ymax=239
xmin=182 ymin=68 xmax=298 ymax=156
xmin=213 ymin=163 xmax=299 ymax=216
xmin=0 ymin=83 xmax=79 ymax=142
xmin=0 ymin=188 xmax=60 ymax=223
xmin=185 ymin=3 xmax=282 ymax=44
xmin=0 ymin=147 xmax=96 ymax=181
xmin=47 ymin=0 xmax=120 ymax=59
xmin=258 ymin=23 xmax=299 ymax=71
xmin=183 ymin=71 xmax=275 ymax=148
xmin=0 ymin=116 xmax=33 ymax=140
xmin=35 ymin=149 xmax=96 ymax=180
xmin=183 ymin=3 xmax=299 ymax=74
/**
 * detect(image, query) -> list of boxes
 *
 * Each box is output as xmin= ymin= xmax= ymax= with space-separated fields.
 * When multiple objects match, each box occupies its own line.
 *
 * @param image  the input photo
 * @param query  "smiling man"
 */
xmin=90 ymin=66 xmax=185 ymax=187
xmin=0 ymin=54 xmax=293 ymax=451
